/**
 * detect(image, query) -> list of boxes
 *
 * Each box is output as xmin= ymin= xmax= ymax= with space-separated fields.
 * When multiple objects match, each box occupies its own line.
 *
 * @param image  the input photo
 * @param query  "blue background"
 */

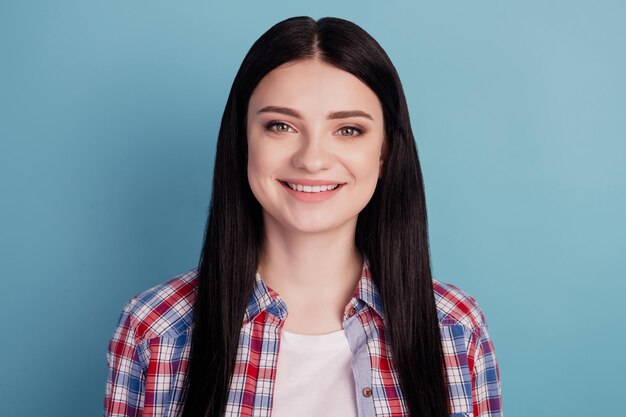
xmin=1 ymin=1 xmax=624 ymax=416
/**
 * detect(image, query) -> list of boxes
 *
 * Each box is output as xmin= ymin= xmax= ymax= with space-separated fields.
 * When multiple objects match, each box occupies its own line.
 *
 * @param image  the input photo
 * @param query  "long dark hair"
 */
xmin=182 ymin=16 xmax=448 ymax=417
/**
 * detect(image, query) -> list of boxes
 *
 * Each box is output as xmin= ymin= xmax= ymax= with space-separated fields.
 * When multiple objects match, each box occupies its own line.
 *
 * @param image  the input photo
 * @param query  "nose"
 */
xmin=291 ymin=131 xmax=333 ymax=173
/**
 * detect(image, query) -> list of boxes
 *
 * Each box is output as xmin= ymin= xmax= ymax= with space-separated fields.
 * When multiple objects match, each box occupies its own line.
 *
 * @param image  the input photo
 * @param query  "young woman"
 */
xmin=104 ymin=16 xmax=502 ymax=417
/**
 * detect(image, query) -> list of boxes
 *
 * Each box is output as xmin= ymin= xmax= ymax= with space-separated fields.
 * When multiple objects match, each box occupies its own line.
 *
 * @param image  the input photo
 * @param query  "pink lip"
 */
xmin=278 ymin=180 xmax=344 ymax=203
xmin=279 ymin=178 xmax=346 ymax=186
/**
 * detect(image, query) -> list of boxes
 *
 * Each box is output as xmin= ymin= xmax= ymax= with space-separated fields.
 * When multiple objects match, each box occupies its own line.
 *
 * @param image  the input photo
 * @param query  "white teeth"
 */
xmin=286 ymin=182 xmax=340 ymax=193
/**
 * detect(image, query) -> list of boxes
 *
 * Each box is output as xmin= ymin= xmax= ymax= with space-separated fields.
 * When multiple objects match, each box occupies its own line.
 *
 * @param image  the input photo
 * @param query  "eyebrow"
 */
xmin=256 ymin=106 xmax=374 ymax=121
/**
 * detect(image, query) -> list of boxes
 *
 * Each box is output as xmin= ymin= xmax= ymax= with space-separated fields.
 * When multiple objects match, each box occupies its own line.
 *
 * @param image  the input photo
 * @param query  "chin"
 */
xmin=288 ymin=214 xmax=355 ymax=234
xmin=288 ymin=221 xmax=337 ymax=234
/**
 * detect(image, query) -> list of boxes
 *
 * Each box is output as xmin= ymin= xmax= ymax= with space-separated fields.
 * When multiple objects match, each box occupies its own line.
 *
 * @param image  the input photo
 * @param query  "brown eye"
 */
xmin=266 ymin=121 xmax=294 ymax=133
xmin=338 ymin=126 xmax=364 ymax=136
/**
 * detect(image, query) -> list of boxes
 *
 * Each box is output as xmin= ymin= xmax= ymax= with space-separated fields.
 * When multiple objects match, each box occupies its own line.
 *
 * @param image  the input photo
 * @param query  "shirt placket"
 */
xmin=343 ymin=301 xmax=377 ymax=417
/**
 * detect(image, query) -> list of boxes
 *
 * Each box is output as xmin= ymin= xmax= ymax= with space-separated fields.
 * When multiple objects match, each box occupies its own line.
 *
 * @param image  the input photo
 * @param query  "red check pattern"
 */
xmin=104 ymin=258 xmax=502 ymax=416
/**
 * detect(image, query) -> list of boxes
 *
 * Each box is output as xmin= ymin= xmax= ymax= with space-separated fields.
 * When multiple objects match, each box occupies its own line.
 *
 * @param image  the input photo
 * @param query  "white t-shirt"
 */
xmin=271 ymin=328 xmax=358 ymax=417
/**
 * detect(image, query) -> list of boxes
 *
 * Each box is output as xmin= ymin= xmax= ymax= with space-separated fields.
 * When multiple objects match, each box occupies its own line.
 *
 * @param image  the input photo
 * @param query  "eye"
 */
xmin=266 ymin=121 xmax=295 ymax=133
xmin=337 ymin=126 xmax=364 ymax=137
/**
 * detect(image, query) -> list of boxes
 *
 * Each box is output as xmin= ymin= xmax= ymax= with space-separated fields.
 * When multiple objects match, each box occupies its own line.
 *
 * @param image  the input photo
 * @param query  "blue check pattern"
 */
xmin=104 ymin=257 xmax=502 ymax=416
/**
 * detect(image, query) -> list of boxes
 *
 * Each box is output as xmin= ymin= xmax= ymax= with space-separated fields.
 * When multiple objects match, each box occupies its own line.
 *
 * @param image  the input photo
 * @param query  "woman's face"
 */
xmin=246 ymin=59 xmax=385 ymax=234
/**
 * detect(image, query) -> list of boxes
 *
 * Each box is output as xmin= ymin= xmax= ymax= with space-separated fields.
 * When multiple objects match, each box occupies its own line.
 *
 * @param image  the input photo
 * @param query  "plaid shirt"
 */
xmin=104 ymin=258 xmax=502 ymax=417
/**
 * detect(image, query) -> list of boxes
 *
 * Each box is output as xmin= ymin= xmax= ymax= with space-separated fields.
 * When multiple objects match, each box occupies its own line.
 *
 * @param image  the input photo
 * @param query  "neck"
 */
xmin=257 ymin=213 xmax=363 ymax=333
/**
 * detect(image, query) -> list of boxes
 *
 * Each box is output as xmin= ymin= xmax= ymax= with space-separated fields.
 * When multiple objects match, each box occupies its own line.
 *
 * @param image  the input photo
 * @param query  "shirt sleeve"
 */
xmin=104 ymin=297 xmax=146 ymax=417
xmin=470 ymin=311 xmax=503 ymax=417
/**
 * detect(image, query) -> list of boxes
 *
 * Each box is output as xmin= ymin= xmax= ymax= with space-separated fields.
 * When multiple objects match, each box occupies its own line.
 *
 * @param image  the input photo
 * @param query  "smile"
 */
xmin=282 ymin=181 xmax=341 ymax=193
xmin=278 ymin=180 xmax=345 ymax=202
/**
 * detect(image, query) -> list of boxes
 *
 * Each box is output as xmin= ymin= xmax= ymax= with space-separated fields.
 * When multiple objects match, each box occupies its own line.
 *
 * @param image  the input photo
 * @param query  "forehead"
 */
xmin=248 ymin=59 xmax=382 ymax=121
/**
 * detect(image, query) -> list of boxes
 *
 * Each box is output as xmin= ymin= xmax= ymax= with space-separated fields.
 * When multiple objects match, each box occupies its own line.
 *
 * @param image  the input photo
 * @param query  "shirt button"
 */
xmin=348 ymin=307 xmax=357 ymax=317
xmin=362 ymin=387 xmax=372 ymax=397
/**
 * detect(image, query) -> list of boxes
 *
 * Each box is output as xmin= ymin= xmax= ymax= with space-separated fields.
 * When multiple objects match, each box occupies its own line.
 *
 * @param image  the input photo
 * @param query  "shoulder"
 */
xmin=432 ymin=278 xmax=488 ymax=333
xmin=120 ymin=268 xmax=198 ymax=341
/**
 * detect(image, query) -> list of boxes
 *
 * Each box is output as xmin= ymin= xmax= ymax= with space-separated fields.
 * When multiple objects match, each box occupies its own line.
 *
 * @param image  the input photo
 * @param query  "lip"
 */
xmin=278 ymin=180 xmax=344 ymax=203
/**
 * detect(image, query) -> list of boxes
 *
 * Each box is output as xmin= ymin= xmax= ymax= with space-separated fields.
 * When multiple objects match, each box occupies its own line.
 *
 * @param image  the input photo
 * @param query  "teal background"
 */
xmin=1 ymin=1 xmax=624 ymax=416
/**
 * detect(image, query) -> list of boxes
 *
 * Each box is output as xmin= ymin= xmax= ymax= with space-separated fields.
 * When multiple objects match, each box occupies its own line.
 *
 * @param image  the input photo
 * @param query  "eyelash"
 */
xmin=264 ymin=121 xmax=365 ymax=137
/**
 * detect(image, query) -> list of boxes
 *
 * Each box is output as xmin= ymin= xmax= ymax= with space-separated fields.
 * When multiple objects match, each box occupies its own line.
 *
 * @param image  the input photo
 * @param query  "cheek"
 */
xmin=247 ymin=125 xmax=266 ymax=170
xmin=246 ymin=139 xmax=264 ymax=197
xmin=247 ymin=141 xmax=286 ymax=205
xmin=347 ymin=143 xmax=384 ymax=179
xmin=247 ymin=142 xmax=278 ymax=177
xmin=247 ymin=151 xmax=266 ymax=200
